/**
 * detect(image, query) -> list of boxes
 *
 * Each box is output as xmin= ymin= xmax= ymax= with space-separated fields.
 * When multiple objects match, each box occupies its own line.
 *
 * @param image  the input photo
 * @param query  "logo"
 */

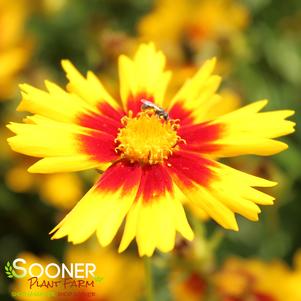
xmin=5 ymin=258 xmax=103 ymax=298
xmin=5 ymin=258 xmax=99 ymax=280
xmin=5 ymin=261 xmax=17 ymax=279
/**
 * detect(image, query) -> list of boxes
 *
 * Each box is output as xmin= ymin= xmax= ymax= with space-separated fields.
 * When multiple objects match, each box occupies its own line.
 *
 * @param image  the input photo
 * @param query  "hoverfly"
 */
xmin=141 ymin=99 xmax=169 ymax=120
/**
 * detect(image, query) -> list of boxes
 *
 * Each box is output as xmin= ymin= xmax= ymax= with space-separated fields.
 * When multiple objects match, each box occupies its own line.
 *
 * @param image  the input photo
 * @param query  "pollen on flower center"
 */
xmin=115 ymin=110 xmax=183 ymax=164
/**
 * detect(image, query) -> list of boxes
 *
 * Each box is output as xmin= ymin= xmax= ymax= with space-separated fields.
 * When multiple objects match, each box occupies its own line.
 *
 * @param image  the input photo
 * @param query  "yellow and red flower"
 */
xmin=138 ymin=0 xmax=250 ymax=66
xmin=7 ymin=43 xmax=295 ymax=256
xmin=213 ymin=256 xmax=299 ymax=301
xmin=170 ymin=270 xmax=207 ymax=301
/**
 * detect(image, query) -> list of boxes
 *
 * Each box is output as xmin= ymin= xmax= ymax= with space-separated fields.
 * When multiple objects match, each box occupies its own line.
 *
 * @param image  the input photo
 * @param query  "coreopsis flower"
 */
xmin=7 ymin=43 xmax=295 ymax=256
xmin=213 ymin=257 xmax=299 ymax=301
xmin=186 ymin=0 xmax=249 ymax=43
xmin=139 ymin=0 xmax=249 ymax=43
xmin=170 ymin=270 xmax=207 ymax=301
xmin=171 ymin=256 xmax=301 ymax=301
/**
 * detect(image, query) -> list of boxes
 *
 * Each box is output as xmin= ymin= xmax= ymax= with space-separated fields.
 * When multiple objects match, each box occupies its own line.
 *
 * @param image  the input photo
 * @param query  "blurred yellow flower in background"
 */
xmin=38 ymin=0 xmax=68 ymax=15
xmin=286 ymin=251 xmax=301 ymax=301
xmin=214 ymin=255 xmax=301 ymax=301
xmin=65 ymin=243 xmax=144 ymax=301
xmin=5 ymin=164 xmax=35 ymax=193
xmin=169 ymin=251 xmax=301 ymax=301
xmin=138 ymin=0 xmax=250 ymax=65
xmin=39 ymin=173 xmax=83 ymax=210
xmin=138 ymin=0 xmax=189 ymax=63
xmin=214 ymin=257 xmax=287 ymax=300
xmin=170 ymin=270 xmax=206 ymax=301
xmin=0 ymin=0 xmax=31 ymax=100
xmin=5 ymin=160 xmax=83 ymax=210
xmin=186 ymin=0 xmax=249 ymax=45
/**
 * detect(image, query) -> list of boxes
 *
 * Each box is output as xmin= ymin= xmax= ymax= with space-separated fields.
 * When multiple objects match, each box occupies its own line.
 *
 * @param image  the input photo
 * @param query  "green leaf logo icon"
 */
xmin=4 ymin=261 xmax=14 ymax=279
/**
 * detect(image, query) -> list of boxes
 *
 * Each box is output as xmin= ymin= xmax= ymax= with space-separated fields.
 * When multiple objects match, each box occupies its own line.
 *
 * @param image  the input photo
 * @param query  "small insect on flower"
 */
xmin=141 ymin=99 xmax=169 ymax=120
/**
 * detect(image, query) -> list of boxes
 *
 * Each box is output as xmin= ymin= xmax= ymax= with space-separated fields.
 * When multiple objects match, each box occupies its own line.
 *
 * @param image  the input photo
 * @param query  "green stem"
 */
xmin=144 ymin=257 xmax=154 ymax=301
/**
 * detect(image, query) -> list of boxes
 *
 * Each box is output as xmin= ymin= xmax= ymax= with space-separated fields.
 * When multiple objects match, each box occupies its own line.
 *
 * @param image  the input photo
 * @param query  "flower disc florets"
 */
xmin=115 ymin=110 xmax=183 ymax=164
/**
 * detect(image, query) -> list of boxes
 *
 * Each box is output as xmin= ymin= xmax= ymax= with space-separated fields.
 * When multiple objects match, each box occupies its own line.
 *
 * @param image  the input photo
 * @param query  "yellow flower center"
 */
xmin=115 ymin=110 xmax=183 ymax=164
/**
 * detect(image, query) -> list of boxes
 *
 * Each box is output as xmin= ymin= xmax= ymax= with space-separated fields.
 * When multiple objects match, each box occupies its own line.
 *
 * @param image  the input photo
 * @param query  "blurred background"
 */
xmin=0 ymin=0 xmax=301 ymax=300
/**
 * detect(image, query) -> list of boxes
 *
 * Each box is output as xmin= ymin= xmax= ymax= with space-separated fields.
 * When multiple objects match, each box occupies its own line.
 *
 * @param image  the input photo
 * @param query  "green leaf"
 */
xmin=4 ymin=262 xmax=14 ymax=279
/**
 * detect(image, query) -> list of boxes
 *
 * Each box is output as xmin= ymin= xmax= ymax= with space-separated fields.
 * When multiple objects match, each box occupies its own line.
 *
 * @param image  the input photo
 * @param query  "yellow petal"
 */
xmin=209 ymin=162 xmax=276 ymax=220
xmin=119 ymin=193 xmax=193 ymax=256
xmin=211 ymin=101 xmax=295 ymax=157
xmin=118 ymin=42 xmax=171 ymax=109
xmin=61 ymin=60 xmax=119 ymax=109
xmin=51 ymin=161 xmax=142 ymax=245
xmin=168 ymin=58 xmax=222 ymax=123
xmin=119 ymin=164 xmax=193 ymax=256
xmin=7 ymin=122 xmax=81 ymax=157
xmin=28 ymin=155 xmax=102 ymax=173
xmin=17 ymin=82 xmax=93 ymax=123
xmin=7 ymin=120 xmax=115 ymax=173
xmin=168 ymin=151 xmax=277 ymax=230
